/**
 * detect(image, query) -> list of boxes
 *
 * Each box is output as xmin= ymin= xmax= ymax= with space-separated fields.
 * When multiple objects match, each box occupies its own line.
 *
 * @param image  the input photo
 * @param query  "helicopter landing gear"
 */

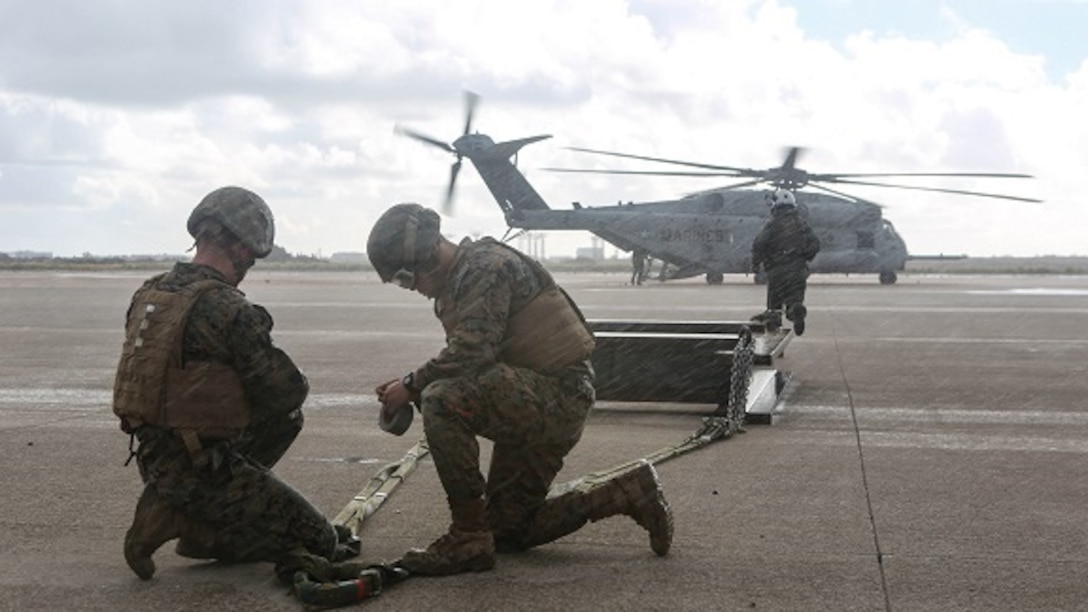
xmin=879 ymin=271 xmax=898 ymax=285
xmin=706 ymin=271 xmax=724 ymax=285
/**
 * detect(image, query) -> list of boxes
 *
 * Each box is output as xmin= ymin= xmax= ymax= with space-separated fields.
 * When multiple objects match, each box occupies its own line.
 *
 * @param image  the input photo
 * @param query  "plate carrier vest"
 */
xmin=437 ymin=242 xmax=595 ymax=372
xmin=113 ymin=275 xmax=250 ymax=439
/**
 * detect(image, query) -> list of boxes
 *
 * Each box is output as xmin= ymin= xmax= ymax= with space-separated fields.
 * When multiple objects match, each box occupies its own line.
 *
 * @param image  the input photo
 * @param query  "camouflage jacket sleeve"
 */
xmin=416 ymin=243 xmax=542 ymax=387
xmin=751 ymin=224 xmax=771 ymax=267
xmin=192 ymin=288 xmax=309 ymax=433
xmin=229 ymin=303 xmax=309 ymax=433
xmin=799 ymin=219 xmax=821 ymax=261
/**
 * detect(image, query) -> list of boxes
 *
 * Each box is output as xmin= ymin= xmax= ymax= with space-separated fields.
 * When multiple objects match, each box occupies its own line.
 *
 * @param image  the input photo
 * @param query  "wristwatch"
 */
xmin=402 ymin=371 xmax=418 ymax=393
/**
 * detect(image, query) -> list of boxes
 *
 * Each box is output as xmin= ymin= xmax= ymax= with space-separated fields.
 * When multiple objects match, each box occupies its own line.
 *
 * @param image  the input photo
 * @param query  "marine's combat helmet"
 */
xmin=187 ymin=186 xmax=275 ymax=258
xmin=768 ymin=188 xmax=797 ymax=211
xmin=366 ymin=203 xmax=442 ymax=287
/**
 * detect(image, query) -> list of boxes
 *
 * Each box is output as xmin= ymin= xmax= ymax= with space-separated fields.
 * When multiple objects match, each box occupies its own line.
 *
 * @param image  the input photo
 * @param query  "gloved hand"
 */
xmin=378 ymin=398 xmax=413 ymax=435
xmin=375 ymin=378 xmax=415 ymax=435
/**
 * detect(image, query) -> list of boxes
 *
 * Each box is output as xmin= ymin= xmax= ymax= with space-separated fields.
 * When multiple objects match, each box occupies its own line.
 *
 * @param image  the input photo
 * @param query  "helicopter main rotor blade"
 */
xmin=805 ymin=182 xmax=883 ymax=207
xmin=543 ymin=167 xmax=750 ymax=178
xmin=707 ymin=178 xmax=767 ymax=191
xmin=683 ymin=178 xmax=768 ymax=198
xmin=567 ymin=147 xmax=761 ymax=176
xmin=810 ymin=171 xmax=1035 ymax=181
xmin=820 ymin=177 xmax=1043 ymax=203
xmin=780 ymin=146 xmax=804 ymax=171
xmin=395 ymin=125 xmax=455 ymax=154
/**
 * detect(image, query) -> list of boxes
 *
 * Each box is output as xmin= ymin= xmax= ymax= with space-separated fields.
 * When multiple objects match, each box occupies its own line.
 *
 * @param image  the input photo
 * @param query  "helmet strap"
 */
xmin=228 ymin=244 xmax=255 ymax=278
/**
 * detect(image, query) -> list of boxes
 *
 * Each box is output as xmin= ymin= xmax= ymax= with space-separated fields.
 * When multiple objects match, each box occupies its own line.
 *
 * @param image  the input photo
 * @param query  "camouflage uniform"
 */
xmin=123 ymin=263 xmax=337 ymax=562
xmin=751 ymin=207 xmax=821 ymax=318
xmin=414 ymin=238 xmax=596 ymax=551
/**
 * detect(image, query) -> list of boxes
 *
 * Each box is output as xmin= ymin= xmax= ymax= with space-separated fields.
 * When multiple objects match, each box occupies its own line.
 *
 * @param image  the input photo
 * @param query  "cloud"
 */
xmin=0 ymin=0 xmax=1081 ymax=257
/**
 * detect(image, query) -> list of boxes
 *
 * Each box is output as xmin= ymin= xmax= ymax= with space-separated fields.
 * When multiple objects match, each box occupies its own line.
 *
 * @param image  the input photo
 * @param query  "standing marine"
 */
xmin=751 ymin=188 xmax=821 ymax=335
xmin=114 ymin=186 xmax=356 ymax=580
xmin=366 ymin=203 xmax=673 ymax=576
xmin=630 ymin=248 xmax=648 ymax=286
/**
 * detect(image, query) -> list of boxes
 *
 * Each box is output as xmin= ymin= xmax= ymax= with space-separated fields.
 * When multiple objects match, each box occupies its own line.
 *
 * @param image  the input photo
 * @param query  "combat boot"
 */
xmin=787 ymin=304 xmax=807 ymax=336
xmin=750 ymin=310 xmax=781 ymax=333
xmin=764 ymin=310 xmax=782 ymax=333
xmin=124 ymin=485 xmax=183 ymax=580
xmin=399 ymin=497 xmax=495 ymax=576
xmin=585 ymin=462 xmax=673 ymax=556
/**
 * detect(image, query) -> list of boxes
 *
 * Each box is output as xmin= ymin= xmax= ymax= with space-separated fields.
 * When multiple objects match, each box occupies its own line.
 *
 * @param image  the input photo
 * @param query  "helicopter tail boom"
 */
xmin=485 ymin=135 xmax=552 ymax=162
xmin=460 ymin=135 xmax=553 ymax=214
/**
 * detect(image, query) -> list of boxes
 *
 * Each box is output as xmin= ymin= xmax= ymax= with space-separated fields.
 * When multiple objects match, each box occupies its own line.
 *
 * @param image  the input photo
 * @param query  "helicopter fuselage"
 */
xmin=507 ymin=189 xmax=908 ymax=283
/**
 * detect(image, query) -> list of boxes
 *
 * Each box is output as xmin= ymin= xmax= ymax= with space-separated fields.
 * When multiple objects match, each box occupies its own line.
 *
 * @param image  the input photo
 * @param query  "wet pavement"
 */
xmin=1 ymin=269 xmax=1085 ymax=611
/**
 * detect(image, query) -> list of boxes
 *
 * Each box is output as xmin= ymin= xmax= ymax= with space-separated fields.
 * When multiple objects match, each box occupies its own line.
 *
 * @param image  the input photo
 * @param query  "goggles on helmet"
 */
xmin=392 ymin=267 xmax=416 ymax=289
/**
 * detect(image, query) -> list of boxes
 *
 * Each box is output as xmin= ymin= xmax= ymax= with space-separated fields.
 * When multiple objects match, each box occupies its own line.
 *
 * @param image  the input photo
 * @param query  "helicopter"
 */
xmin=395 ymin=93 xmax=1039 ymax=285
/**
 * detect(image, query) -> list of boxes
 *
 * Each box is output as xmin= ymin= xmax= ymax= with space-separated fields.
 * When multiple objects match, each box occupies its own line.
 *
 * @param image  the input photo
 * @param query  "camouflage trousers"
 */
xmin=420 ymin=363 xmax=594 ymax=549
xmin=765 ymin=260 xmax=810 ymax=314
xmin=134 ymin=412 xmax=337 ymax=563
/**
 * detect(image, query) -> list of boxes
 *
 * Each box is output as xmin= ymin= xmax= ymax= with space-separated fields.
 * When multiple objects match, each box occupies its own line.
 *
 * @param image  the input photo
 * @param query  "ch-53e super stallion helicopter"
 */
xmin=396 ymin=92 xmax=1039 ymax=285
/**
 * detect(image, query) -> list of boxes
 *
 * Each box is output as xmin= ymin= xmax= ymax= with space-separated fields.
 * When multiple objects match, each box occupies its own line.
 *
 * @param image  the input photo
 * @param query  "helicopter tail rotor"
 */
xmin=394 ymin=90 xmax=481 ymax=215
xmin=442 ymin=91 xmax=479 ymax=214
xmin=461 ymin=90 xmax=479 ymax=139
xmin=444 ymin=159 xmax=462 ymax=214
xmin=393 ymin=124 xmax=455 ymax=154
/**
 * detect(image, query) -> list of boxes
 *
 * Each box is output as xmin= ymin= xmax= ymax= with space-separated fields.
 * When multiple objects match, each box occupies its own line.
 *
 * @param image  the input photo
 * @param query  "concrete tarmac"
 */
xmin=0 ymin=269 xmax=1085 ymax=611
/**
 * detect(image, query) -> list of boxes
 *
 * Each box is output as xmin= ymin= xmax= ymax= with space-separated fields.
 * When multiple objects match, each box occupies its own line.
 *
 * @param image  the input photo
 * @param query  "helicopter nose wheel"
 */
xmin=879 ymin=271 xmax=898 ymax=285
xmin=705 ymin=271 xmax=724 ymax=285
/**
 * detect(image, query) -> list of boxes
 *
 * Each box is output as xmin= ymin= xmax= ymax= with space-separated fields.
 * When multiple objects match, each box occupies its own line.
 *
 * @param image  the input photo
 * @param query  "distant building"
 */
xmin=330 ymin=251 xmax=369 ymax=264
xmin=119 ymin=254 xmax=186 ymax=262
xmin=575 ymin=246 xmax=605 ymax=261
xmin=6 ymin=250 xmax=53 ymax=259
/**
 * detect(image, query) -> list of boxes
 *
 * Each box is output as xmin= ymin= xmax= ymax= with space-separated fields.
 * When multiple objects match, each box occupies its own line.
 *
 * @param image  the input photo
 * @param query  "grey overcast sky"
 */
xmin=0 ymin=0 xmax=1083 ymax=258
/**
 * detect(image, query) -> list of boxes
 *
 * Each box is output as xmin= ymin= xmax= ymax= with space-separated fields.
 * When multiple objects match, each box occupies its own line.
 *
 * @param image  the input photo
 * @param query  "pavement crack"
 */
xmin=831 ymin=313 xmax=892 ymax=612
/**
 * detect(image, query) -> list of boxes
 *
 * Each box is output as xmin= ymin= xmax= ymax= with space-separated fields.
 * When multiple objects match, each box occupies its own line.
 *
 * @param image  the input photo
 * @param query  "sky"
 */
xmin=0 ymin=0 xmax=1085 ymax=259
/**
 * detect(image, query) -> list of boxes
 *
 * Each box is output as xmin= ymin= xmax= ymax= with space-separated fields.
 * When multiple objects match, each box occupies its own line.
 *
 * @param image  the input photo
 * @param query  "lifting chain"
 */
xmin=726 ymin=325 xmax=754 ymax=431
xmin=691 ymin=325 xmax=753 ymax=442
